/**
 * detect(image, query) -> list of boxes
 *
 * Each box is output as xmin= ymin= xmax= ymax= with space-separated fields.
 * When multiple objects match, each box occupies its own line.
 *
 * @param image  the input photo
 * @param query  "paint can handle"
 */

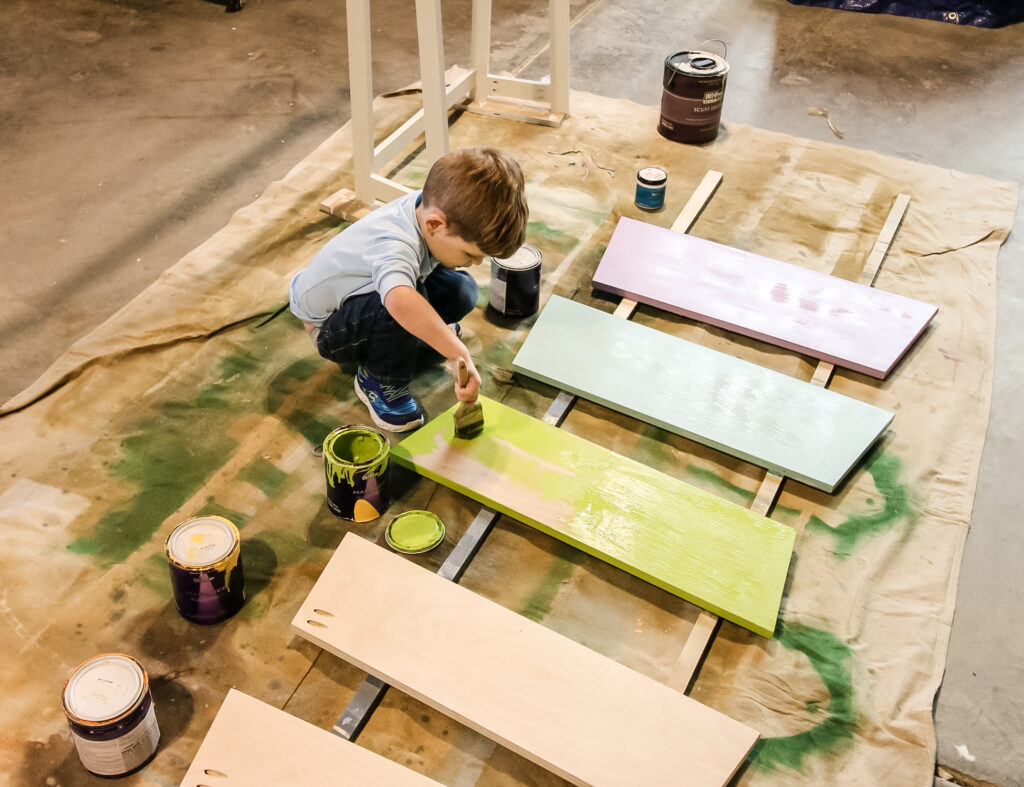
xmin=695 ymin=38 xmax=727 ymax=59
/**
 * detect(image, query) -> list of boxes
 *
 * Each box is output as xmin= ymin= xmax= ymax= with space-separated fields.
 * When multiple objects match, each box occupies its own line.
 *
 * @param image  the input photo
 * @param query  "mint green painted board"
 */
xmin=392 ymin=398 xmax=796 ymax=637
xmin=513 ymin=296 xmax=894 ymax=493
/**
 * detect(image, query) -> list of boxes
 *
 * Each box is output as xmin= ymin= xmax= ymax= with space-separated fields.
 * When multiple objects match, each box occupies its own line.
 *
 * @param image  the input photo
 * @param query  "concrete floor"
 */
xmin=2 ymin=0 xmax=1021 ymax=784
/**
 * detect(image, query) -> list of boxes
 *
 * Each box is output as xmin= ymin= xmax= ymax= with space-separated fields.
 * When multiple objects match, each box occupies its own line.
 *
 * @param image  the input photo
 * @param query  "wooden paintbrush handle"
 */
xmin=456 ymin=357 xmax=469 ymax=387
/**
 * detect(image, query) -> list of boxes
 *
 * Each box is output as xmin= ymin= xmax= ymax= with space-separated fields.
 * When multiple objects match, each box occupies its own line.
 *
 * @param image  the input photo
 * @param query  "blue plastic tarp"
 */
xmin=786 ymin=0 xmax=1024 ymax=27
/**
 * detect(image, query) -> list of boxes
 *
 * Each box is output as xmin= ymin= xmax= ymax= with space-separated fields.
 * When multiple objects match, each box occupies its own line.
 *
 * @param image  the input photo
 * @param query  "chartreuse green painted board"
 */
xmin=392 ymin=398 xmax=796 ymax=637
xmin=512 ymin=296 xmax=894 ymax=493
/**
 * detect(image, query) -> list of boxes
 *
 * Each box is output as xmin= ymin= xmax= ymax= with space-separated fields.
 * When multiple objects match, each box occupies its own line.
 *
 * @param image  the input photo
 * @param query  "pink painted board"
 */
xmin=592 ymin=217 xmax=938 ymax=378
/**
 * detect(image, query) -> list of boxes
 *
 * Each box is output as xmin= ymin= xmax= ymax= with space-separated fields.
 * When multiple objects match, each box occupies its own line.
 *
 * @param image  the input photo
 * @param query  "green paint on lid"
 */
xmin=385 ymin=511 xmax=445 ymax=554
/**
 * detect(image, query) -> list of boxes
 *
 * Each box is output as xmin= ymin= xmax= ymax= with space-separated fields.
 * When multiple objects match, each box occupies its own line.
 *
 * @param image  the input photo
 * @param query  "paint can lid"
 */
xmin=63 ymin=653 xmax=147 ymax=724
xmin=165 ymin=515 xmax=239 ymax=568
xmin=665 ymin=50 xmax=729 ymax=77
xmin=637 ymin=167 xmax=667 ymax=186
xmin=385 ymin=510 xmax=446 ymax=554
xmin=489 ymin=243 xmax=542 ymax=271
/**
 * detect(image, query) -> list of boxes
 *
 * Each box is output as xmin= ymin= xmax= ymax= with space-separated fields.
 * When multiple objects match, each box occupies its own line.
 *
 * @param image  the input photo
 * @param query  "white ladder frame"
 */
xmin=331 ymin=0 xmax=569 ymax=218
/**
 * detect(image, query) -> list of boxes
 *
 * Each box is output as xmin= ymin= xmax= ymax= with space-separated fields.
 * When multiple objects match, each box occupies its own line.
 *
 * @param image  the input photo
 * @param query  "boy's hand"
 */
xmin=453 ymin=355 xmax=481 ymax=403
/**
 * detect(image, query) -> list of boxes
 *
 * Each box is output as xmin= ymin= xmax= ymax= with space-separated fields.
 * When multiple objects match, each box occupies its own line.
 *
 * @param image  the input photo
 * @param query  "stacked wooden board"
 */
xmin=292 ymin=534 xmax=760 ymax=787
xmin=179 ymin=689 xmax=441 ymax=786
xmin=512 ymin=295 xmax=894 ymax=493
xmin=592 ymin=216 xmax=937 ymax=378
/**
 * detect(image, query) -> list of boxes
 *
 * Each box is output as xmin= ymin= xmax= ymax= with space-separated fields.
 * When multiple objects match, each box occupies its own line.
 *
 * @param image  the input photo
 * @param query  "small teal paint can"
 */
xmin=635 ymin=167 xmax=667 ymax=211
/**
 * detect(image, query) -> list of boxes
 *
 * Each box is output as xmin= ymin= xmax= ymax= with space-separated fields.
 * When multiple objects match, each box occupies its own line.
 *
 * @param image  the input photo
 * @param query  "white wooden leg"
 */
xmin=549 ymin=0 xmax=570 ymax=114
xmin=415 ymin=0 xmax=449 ymax=165
xmin=345 ymin=0 xmax=375 ymax=203
xmin=471 ymin=0 xmax=492 ymax=103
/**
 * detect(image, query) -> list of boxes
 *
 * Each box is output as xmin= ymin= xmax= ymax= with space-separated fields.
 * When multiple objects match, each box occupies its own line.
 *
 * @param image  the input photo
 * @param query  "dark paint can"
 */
xmin=165 ymin=515 xmax=246 ymax=624
xmin=488 ymin=243 xmax=542 ymax=318
xmin=635 ymin=167 xmax=668 ymax=211
xmin=323 ymin=425 xmax=390 ymax=521
xmin=658 ymin=43 xmax=729 ymax=144
xmin=62 ymin=653 xmax=161 ymax=777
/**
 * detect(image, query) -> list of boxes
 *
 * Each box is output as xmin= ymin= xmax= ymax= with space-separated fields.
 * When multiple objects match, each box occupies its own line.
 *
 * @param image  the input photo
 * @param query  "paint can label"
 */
xmin=659 ymin=50 xmax=729 ymax=144
xmin=63 ymin=654 xmax=161 ymax=777
xmin=488 ymin=244 xmax=542 ymax=318
xmin=165 ymin=516 xmax=245 ymax=624
xmin=323 ymin=425 xmax=390 ymax=521
xmin=70 ymin=702 xmax=160 ymax=776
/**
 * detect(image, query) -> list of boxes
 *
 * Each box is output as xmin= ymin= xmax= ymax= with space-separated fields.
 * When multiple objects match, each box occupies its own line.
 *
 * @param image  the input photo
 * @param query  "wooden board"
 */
xmin=592 ymin=216 xmax=938 ymax=378
xmin=293 ymin=534 xmax=759 ymax=787
xmin=391 ymin=397 xmax=796 ymax=637
xmin=180 ymin=689 xmax=439 ymax=786
xmin=512 ymin=296 xmax=893 ymax=492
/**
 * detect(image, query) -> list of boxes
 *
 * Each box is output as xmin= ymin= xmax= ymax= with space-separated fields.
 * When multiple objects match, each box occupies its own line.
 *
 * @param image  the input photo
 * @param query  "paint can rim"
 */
xmin=62 ymin=653 xmax=149 ymax=726
xmin=322 ymin=424 xmax=390 ymax=468
xmin=637 ymin=166 xmax=668 ymax=186
xmin=385 ymin=510 xmax=446 ymax=554
xmin=665 ymin=50 xmax=729 ymax=77
xmin=488 ymin=243 xmax=542 ymax=272
xmin=165 ymin=515 xmax=240 ymax=570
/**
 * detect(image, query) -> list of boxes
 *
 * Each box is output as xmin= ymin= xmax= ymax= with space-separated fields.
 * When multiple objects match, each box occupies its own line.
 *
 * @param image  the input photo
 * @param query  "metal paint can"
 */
xmin=635 ymin=167 xmax=668 ymax=211
xmin=488 ymin=243 xmax=542 ymax=318
xmin=165 ymin=515 xmax=246 ymax=624
xmin=62 ymin=653 xmax=161 ymax=777
xmin=658 ymin=43 xmax=729 ymax=144
xmin=323 ymin=425 xmax=390 ymax=522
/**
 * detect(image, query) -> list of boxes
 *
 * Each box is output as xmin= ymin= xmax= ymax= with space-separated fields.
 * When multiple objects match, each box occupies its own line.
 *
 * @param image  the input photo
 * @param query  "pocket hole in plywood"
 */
xmin=313 ymin=608 xmax=335 ymax=617
xmin=204 ymin=769 xmax=229 ymax=778
xmin=307 ymin=619 xmax=327 ymax=628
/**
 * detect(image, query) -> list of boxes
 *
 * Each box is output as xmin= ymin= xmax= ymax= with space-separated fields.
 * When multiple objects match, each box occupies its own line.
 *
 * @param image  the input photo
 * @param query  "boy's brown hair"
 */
xmin=421 ymin=146 xmax=528 ymax=259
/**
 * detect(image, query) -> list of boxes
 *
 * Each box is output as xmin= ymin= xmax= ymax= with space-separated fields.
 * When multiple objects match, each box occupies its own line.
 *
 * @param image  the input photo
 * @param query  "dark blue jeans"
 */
xmin=315 ymin=265 xmax=477 ymax=385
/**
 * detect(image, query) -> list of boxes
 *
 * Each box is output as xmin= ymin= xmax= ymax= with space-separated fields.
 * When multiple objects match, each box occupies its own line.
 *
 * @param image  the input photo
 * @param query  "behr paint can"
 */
xmin=62 ymin=653 xmax=161 ymax=777
xmin=488 ymin=243 xmax=542 ymax=319
xmin=165 ymin=515 xmax=246 ymax=624
xmin=658 ymin=44 xmax=729 ymax=144
xmin=323 ymin=425 xmax=390 ymax=522
xmin=635 ymin=167 xmax=668 ymax=211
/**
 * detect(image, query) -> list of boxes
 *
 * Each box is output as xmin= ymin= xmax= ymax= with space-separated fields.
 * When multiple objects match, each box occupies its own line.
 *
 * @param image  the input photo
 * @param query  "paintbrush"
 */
xmin=453 ymin=358 xmax=484 ymax=439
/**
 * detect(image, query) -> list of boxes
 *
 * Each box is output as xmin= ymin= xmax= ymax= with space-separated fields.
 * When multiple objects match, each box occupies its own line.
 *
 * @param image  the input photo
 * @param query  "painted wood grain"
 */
xmin=391 ymin=397 xmax=796 ymax=637
xmin=592 ymin=216 xmax=938 ymax=378
xmin=512 ymin=296 xmax=893 ymax=492
xmin=293 ymin=534 xmax=759 ymax=787
xmin=179 ymin=689 xmax=439 ymax=786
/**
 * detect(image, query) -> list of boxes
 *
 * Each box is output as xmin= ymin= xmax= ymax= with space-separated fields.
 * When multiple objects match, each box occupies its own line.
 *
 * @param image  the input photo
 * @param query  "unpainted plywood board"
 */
xmin=293 ymin=534 xmax=760 ymax=787
xmin=592 ymin=216 xmax=937 ymax=378
xmin=391 ymin=397 xmax=796 ymax=637
xmin=179 ymin=689 xmax=439 ymax=786
xmin=512 ymin=296 xmax=893 ymax=492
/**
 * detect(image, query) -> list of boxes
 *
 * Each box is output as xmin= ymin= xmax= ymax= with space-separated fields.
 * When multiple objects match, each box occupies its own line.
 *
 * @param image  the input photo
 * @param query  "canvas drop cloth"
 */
xmin=0 ymin=79 xmax=1017 ymax=786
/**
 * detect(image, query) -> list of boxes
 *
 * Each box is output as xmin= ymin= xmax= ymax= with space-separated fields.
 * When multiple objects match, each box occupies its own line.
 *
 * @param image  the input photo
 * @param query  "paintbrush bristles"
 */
xmin=453 ymin=358 xmax=485 ymax=439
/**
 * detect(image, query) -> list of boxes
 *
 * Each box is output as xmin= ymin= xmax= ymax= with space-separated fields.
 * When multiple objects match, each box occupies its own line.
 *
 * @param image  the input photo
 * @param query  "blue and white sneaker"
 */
xmin=354 ymin=366 xmax=425 ymax=432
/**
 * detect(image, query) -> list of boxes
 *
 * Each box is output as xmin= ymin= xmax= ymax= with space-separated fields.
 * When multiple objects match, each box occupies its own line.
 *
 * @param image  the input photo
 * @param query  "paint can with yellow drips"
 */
xmin=323 ymin=425 xmax=390 ymax=522
xmin=165 ymin=515 xmax=245 ymax=624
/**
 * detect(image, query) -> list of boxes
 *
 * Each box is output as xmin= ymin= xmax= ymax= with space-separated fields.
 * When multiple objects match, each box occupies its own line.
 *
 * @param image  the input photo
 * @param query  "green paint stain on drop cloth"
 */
xmin=68 ymin=410 xmax=238 ymax=565
xmin=806 ymin=448 xmax=913 ymax=559
xmin=518 ymin=546 xmax=586 ymax=623
xmin=751 ymin=621 xmax=856 ymax=773
xmin=239 ymin=456 xmax=287 ymax=498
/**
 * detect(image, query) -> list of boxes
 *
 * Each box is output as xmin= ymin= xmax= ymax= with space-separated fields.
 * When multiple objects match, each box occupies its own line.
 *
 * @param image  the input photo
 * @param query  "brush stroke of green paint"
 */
xmin=750 ymin=621 xmax=856 ymax=773
xmin=807 ymin=449 xmax=912 ymax=559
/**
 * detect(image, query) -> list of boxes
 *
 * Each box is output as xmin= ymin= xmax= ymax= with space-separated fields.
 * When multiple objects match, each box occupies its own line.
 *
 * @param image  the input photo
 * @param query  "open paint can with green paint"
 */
xmin=385 ymin=510 xmax=445 ymax=554
xmin=323 ymin=425 xmax=390 ymax=522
